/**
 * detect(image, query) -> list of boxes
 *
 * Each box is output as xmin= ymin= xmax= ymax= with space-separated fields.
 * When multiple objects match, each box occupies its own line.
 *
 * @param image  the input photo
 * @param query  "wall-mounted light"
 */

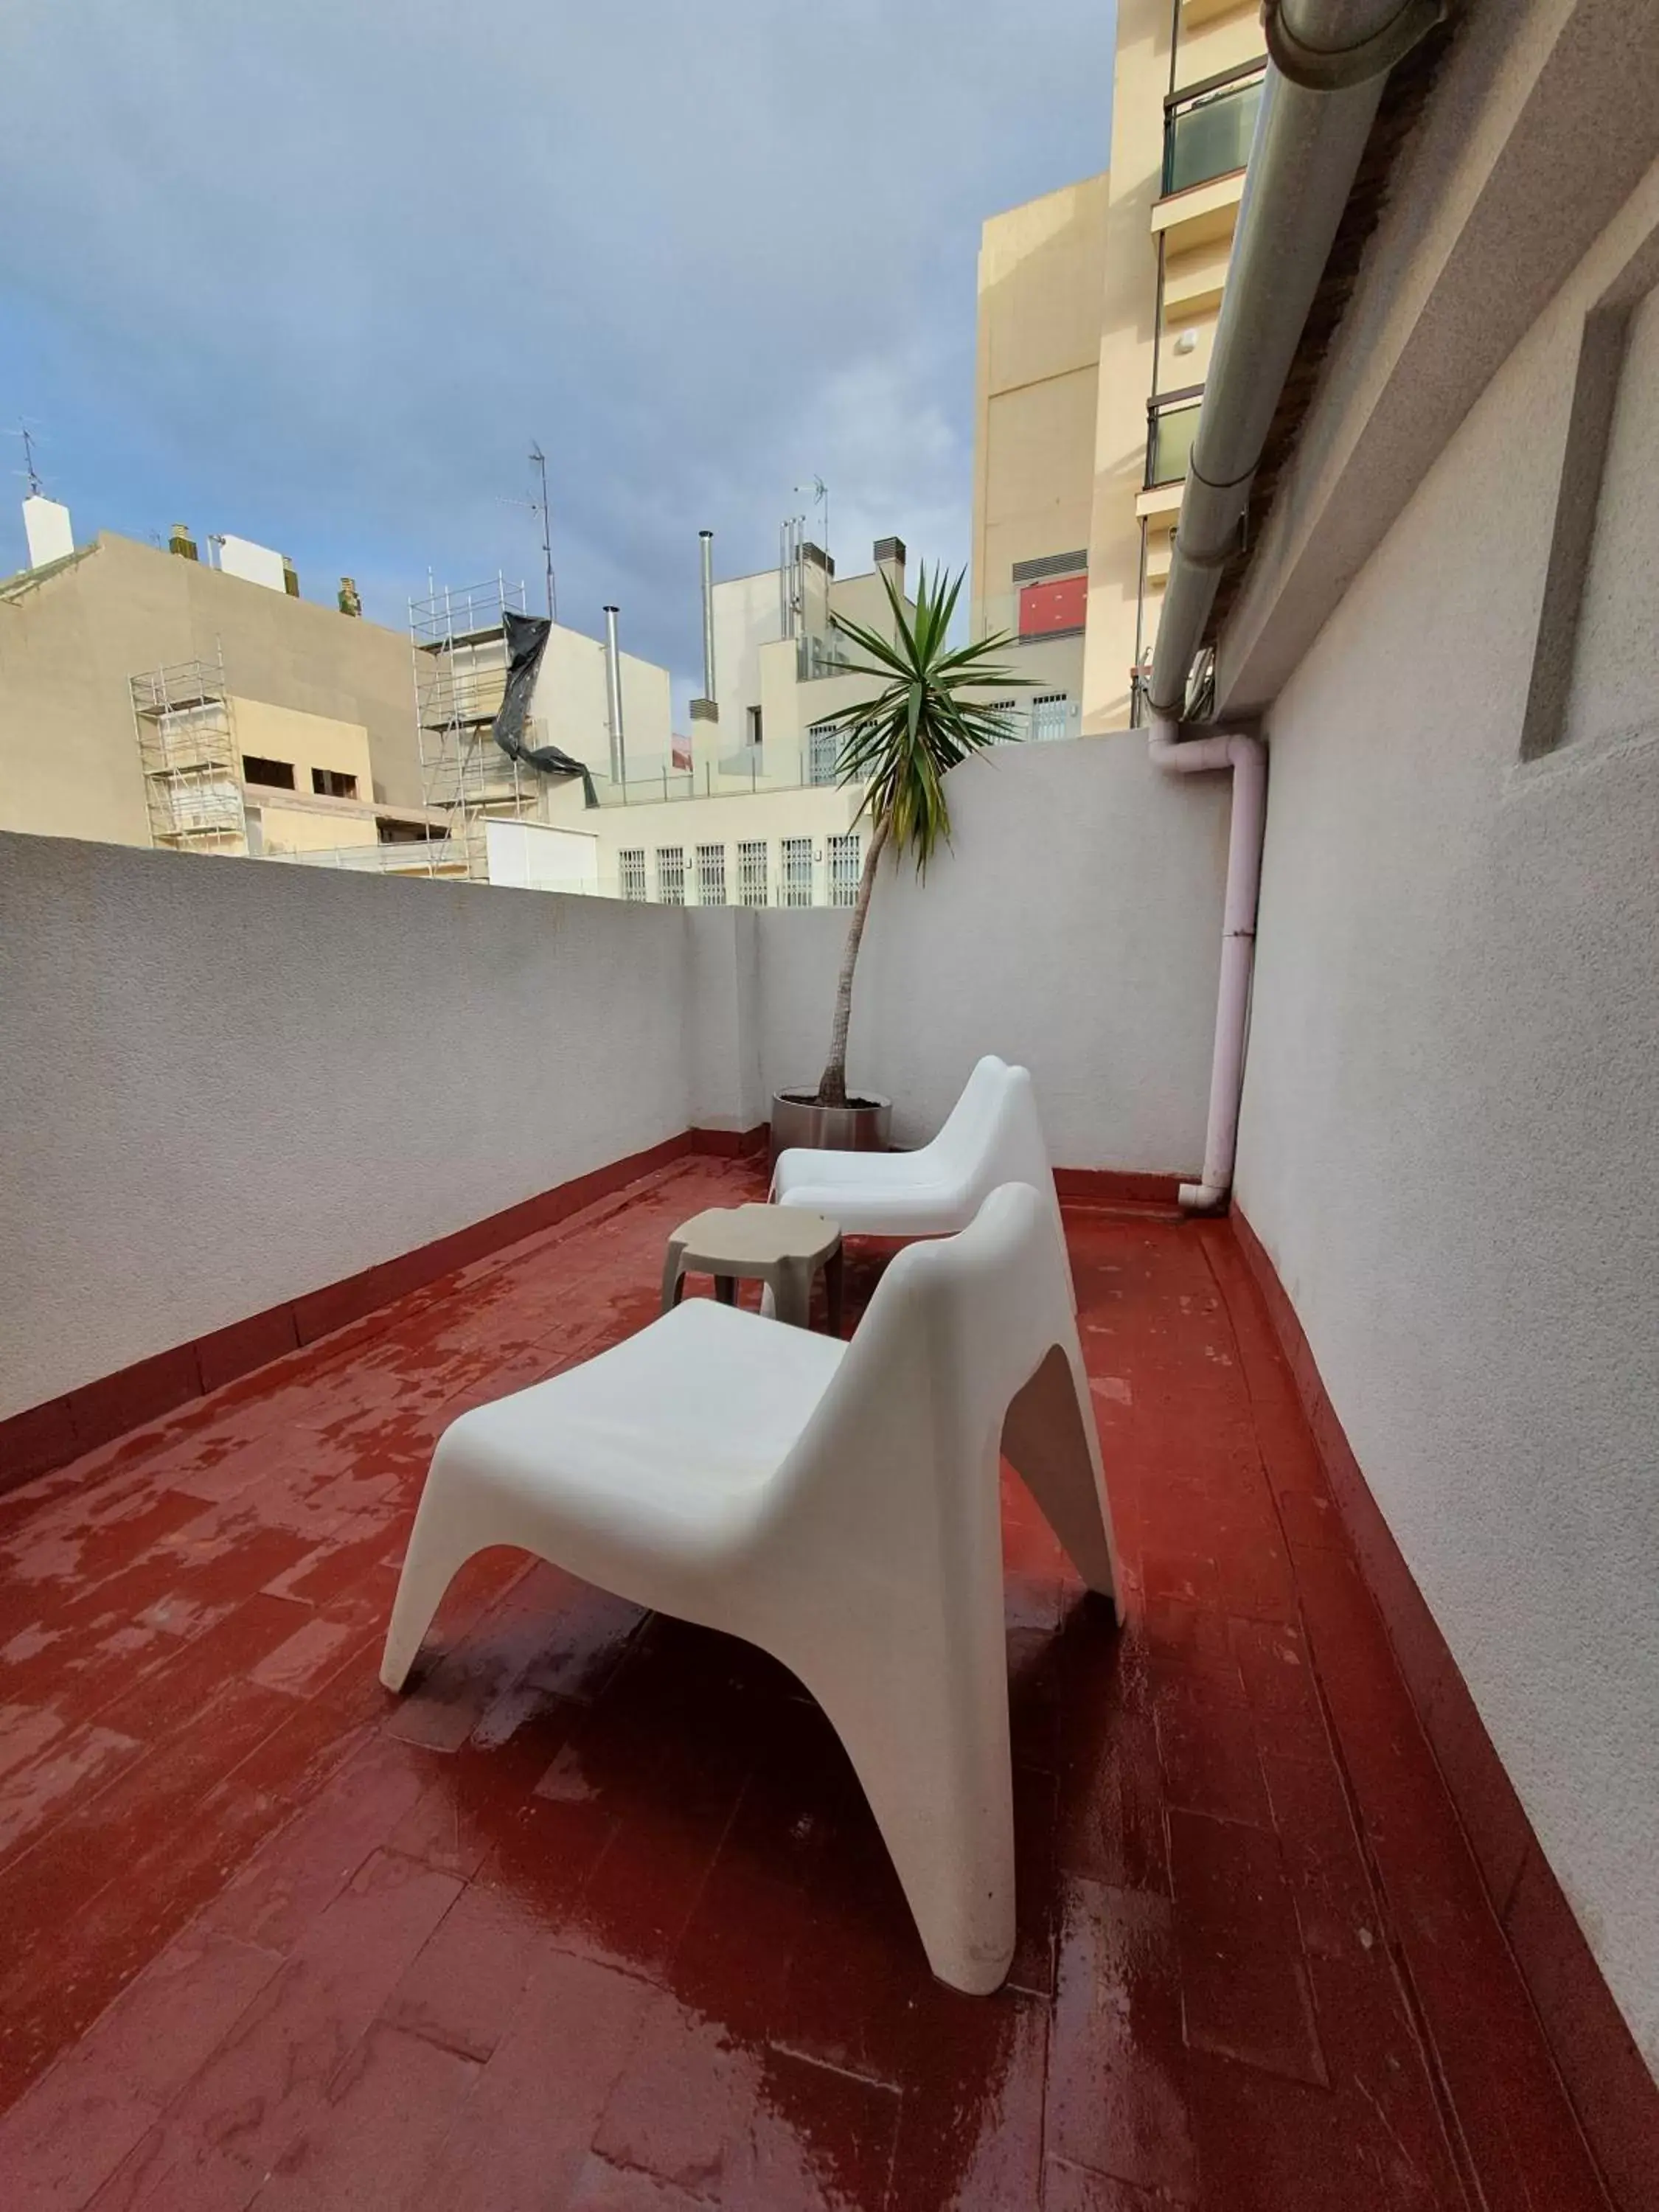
xmin=1174 ymin=328 xmax=1198 ymax=356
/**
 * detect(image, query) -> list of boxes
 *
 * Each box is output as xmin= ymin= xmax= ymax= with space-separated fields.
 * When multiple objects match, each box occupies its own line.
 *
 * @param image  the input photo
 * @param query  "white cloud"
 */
xmin=0 ymin=0 xmax=1113 ymax=678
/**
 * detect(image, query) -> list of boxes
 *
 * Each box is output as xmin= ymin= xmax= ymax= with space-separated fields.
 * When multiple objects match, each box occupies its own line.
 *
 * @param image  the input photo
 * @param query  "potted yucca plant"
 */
xmin=771 ymin=563 xmax=1023 ymax=1155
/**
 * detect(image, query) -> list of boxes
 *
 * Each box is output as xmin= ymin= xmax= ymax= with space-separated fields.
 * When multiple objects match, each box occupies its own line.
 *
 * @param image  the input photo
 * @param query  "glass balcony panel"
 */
xmin=1148 ymin=400 xmax=1203 ymax=487
xmin=1164 ymin=76 xmax=1262 ymax=197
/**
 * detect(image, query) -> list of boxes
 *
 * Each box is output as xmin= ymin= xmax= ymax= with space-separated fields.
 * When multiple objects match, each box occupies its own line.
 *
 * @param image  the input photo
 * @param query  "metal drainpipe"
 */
xmin=603 ymin=605 xmax=627 ymax=785
xmin=1149 ymin=723 xmax=1267 ymax=1211
xmin=1148 ymin=0 xmax=1442 ymax=1210
xmin=698 ymin=531 xmax=717 ymax=706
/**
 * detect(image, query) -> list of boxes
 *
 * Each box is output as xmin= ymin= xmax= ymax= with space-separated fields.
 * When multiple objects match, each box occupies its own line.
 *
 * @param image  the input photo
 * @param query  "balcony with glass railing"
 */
xmin=1151 ymin=63 xmax=1264 ymax=257
xmin=1145 ymin=389 xmax=1204 ymax=490
xmin=1162 ymin=66 xmax=1263 ymax=198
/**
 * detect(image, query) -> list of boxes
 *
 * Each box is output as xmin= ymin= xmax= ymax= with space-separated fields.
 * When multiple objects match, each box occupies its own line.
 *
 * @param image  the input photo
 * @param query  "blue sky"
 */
xmin=0 ymin=1 xmax=1113 ymax=693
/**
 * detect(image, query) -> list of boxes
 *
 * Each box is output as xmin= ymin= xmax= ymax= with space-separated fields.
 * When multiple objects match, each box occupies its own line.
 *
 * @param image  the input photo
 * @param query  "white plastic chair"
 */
xmin=380 ymin=1182 xmax=1121 ymax=1994
xmin=772 ymin=1054 xmax=1065 ymax=1249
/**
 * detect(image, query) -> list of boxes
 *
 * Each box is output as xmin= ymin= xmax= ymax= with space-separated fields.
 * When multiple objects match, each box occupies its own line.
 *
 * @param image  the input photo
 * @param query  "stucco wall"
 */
xmin=1 ymin=734 xmax=1228 ymax=1424
xmin=972 ymin=166 xmax=1107 ymax=620
xmin=528 ymin=622 xmax=673 ymax=782
xmin=0 ymin=835 xmax=700 ymax=1421
xmin=0 ymin=533 xmax=425 ymax=845
xmin=754 ymin=734 xmax=1228 ymax=1168
xmin=1234 ymin=175 xmax=1659 ymax=2065
xmin=1 ymin=533 xmax=429 ymax=845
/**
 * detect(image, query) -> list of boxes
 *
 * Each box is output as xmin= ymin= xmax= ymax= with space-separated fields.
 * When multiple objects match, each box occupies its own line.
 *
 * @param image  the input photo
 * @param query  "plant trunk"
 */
xmin=815 ymin=817 xmax=889 ymax=1107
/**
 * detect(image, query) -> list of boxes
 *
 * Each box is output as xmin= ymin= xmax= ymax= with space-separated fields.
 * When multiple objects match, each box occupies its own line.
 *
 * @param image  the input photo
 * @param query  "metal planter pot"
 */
xmin=770 ymin=1090 xmax=893 ymax=1163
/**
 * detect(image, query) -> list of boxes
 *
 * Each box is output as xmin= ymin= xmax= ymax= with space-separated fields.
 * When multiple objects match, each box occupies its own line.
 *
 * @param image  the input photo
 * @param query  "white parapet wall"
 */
xmin=484 ymin=817 xmax=601 ymax=893
xmin=0 ymin=734 xmax=1226 ymax=1422
xmin=215 ymin=534 xmax=289 ymax=592
xmin=754 ymin=734 xmax=1229 ymax=1166
xmin=0 ymin=836 xmax=700 ymax=1420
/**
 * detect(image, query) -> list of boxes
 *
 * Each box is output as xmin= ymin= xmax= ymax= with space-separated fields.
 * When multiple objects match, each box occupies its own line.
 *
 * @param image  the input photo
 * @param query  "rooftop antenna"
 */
xmin=19 ymin=424 xmax=44 ymax=497
xmin=794 ymin=476 xmax=828 ymax=568
xmin=529 ymin=444 xmax=556 ymax=622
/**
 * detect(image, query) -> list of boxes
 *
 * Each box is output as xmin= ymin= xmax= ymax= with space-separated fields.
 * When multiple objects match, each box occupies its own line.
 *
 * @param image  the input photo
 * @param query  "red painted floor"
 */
xmin=0 ymin=1158 xmax=1607 ymax=2211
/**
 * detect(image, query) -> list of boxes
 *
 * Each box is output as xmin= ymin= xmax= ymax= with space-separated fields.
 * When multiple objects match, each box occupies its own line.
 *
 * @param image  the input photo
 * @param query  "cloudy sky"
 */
xmin=0 ymin=1 xmax=1112 ymax=697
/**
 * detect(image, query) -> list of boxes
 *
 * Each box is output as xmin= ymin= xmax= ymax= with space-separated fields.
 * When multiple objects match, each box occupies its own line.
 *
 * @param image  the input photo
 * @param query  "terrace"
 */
xmin=0 ymin=1152 xmax=1604 ymax=2212
xmin=4 ymin=3 xmax=1658 ymax=2205
xmin=1 ymin=578 xmax=1652 ymax=2212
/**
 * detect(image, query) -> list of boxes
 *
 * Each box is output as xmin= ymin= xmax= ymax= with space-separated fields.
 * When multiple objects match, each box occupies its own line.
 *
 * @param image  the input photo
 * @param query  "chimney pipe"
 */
xmin=698 ymin=531 xmax=717 ymax=710
xmin=603 ymin=605 xmax=627 ymax=784
xmin=874 ymin=535 xmax=906 ymax=601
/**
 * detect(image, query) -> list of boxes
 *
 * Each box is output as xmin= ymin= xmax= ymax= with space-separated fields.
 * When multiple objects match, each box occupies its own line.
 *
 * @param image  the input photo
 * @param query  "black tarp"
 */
xmin=491 ymin=609 xmax=596 ymax=804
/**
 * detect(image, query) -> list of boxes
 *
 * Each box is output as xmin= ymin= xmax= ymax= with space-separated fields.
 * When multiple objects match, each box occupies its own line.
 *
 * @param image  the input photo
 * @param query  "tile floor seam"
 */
xmin=1228 ymin=1262 xmax=1623 ymax=2212
xmin=1196 ymin=1227 xmax=1503 ymax=2212
xmin=0 ymin=1672 xmax=305 ymax=1920
xmin=1 ymin=1182 xmax=1610 ymax=2212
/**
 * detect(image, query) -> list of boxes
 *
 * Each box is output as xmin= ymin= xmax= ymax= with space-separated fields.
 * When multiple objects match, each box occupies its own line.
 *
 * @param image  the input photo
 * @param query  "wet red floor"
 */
xmin=0 ymin=1158 xmax=1609 ymax=2210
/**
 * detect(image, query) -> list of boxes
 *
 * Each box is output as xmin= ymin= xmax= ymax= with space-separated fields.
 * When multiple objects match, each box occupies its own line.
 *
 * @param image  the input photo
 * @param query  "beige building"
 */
xmin=515 ymin=535 xmax=932 ymax=908
xmin=0 ymin=502 xmax=964 ymax=914
xmin=0 ymin=520 xmax=440 ymax=858
xmin=971 ymin=173 xmax=1107 ymax=720
xmin=971 ymin=0 xmax=1264 ymax=731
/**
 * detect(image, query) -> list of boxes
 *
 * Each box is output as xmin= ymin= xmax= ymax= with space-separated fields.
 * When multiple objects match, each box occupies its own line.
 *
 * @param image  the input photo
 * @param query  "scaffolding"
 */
xmin=130 ymin=652 xmax=248 ymax=853
xmin=408 ymin=574 xmax=532 ymax=879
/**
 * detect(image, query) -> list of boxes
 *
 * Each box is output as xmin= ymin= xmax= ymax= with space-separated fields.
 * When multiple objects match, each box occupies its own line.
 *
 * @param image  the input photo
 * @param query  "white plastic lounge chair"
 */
xmin=771 ymin=1054 xmax=1065 ymax=1247
xmin=380 ymin=1181 xmax=1121 ymax=1994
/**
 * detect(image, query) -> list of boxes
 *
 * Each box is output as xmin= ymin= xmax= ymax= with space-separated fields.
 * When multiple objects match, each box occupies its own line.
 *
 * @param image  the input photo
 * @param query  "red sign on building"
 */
xmin=1018 ymin=572 xmax=1088 ymax=639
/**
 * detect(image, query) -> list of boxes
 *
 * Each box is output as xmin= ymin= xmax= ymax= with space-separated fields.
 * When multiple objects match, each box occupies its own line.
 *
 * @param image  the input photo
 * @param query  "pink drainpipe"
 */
xmin=1148 ymin=717 xmax=1267 ymax=1211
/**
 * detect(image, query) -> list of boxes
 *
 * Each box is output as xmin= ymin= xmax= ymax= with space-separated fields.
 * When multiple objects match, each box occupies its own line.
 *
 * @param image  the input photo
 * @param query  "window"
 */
xmin=746 ymin=705 xmax=763 ymax=748
xmin=829 ymin=832 xmax=861 ymax=908
xmin=1032 ymin=693 xmax=1070 ymax=744
xmin=737 ymin=840 xmax=769 ymax=908
xmin=242 ymin=755 xmax=295 ymax=790
xmin=782 ymin=836 xmax=813 ymax=908
xmin=656 ymin=846 xmax=686 ymax=905
xmin=984 ymin=698 xmax=1020 ymax=744
xmin=310 ymin=768 xmax=358 ymax=799
xmin=695 ymin=842 xmax=727 ymax=905
xmin=808 ymin=720 xmax=842 ymax=787
xmin=619 ymin=848 xmax=647 ymax=902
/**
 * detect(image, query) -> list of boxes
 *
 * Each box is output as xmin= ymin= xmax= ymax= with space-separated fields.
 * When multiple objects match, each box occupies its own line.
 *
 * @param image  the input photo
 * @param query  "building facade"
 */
xmin=521 ymin=535 xmax=939 ymax=908
xmin=971 ymin=0 xmax=1263 ymax=732
xmin=0 ymin=524 xmax=437 ymax=857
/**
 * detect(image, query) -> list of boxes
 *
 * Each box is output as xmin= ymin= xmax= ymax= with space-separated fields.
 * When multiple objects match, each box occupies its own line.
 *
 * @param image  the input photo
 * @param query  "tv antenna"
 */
xmin=11 ymin=421 xmax=45 ymax=496
xmin=794 ymin=476 xmax=828 ymax=567
xmin=500 ymin=444 xmax=557 ymax=622
xmin=529 ymin=444 xmax=556 ymax=621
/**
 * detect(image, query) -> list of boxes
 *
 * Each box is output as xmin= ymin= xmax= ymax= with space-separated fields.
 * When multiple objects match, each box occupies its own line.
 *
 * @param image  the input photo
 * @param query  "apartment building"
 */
xmin=509 ymin=535 xmax=938 ymax=908
xmin=0 ymin=515 xmax=439 ymax=858
xmin=3 ymin=501 xmax=1032 ymax=912
xmin=970 ymin=175 xmax=1107 ymax=724
xmin=972 ymin=0 xmax=1263 ymax=731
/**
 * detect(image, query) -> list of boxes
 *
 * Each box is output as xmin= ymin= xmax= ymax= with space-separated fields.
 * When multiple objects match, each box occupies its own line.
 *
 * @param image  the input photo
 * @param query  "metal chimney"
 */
xmin=698 ymin=531 xmax=717 ymax=708
xmin=603 ymin=605 xmax=627 ymax=784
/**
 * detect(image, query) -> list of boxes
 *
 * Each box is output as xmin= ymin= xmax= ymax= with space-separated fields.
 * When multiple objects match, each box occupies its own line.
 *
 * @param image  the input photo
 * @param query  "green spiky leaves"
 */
xmin=820 ymin=563 xmax=1026 ymax=877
